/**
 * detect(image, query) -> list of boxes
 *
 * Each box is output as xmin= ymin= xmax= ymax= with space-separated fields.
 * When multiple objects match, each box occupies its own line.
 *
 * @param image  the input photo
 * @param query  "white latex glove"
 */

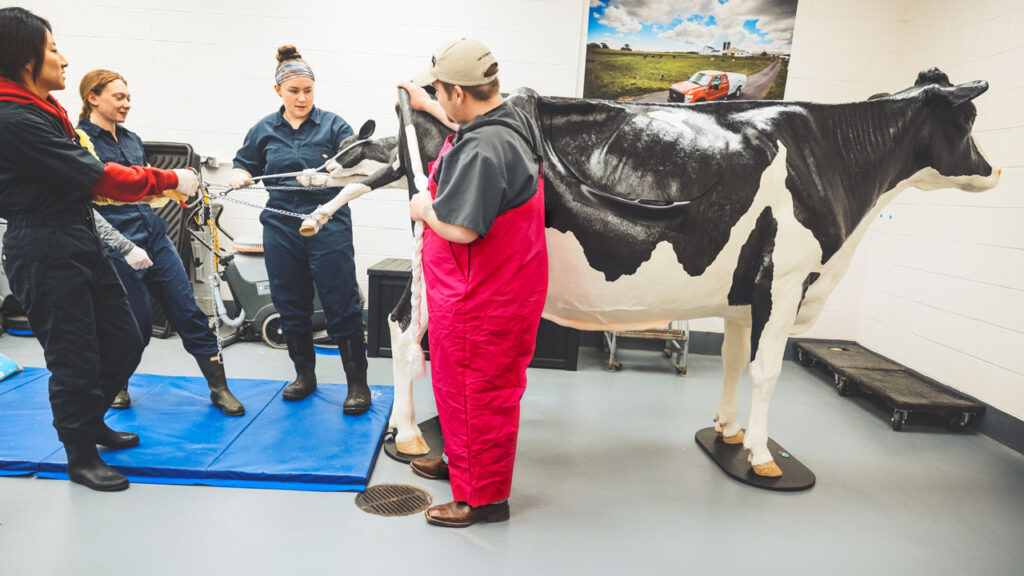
xmin=172 ymin=169 xmax=199 ymax=198
xmin=230 ymin=169 xmax=254 ymax=190
xmin=125 ymin=246 xmax=153 ymax=270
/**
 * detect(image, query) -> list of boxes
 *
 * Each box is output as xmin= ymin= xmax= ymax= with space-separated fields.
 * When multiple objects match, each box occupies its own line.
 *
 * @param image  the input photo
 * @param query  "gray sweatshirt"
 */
xmin=93 ymin=209 xmax=136 ymax=256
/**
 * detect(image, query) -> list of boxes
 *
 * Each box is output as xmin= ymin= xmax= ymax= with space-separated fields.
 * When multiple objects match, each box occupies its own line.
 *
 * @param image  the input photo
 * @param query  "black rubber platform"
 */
xmin=793 ymin=341 xmax=902 ymax=371
xmin=837 ymin=368 xmax=983 ymax=412
xmin=383 ymin=416 xmax=445 ymax=464
xmin=793 ymin=341 xmax=985 ymax=431
xmin=695 ymin=427 xmax=815 ymax=491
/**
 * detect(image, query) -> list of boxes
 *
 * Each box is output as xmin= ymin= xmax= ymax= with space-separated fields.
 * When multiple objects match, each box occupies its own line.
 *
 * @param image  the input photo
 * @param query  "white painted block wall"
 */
xmin=16 ymin=0 xmax=1022 ymax=418
xmin=759 ymin=0 xmax=1024 ymax=420
xmin=857 ymin=0 xmax=1024 ymax=419
xmin=22 ymin=0 xmax=587 ymax=295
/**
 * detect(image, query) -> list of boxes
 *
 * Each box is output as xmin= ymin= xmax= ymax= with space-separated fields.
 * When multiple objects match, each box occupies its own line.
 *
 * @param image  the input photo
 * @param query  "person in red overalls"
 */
xmin=402 ymin=38 xmax=548 ymax=528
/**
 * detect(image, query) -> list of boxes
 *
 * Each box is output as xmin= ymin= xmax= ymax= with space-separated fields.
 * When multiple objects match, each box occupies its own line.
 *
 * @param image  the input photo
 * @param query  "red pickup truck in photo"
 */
xmin=669 ymin=70 xmax=747 ymax=103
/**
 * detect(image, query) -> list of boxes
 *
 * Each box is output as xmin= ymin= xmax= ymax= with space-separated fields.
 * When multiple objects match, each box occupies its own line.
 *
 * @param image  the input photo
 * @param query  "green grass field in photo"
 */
xmin=583 ymin=48 xmax=789 ymax=101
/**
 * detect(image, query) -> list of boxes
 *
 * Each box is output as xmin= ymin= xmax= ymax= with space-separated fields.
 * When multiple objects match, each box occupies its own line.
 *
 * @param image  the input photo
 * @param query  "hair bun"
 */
xmin=276 ymin=45 xmax=302 ymax=64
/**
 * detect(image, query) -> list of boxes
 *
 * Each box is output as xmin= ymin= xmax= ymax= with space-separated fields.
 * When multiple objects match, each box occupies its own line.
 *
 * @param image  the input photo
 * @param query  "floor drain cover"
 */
xmin=355 ymin=484 xmax=432 ymax=517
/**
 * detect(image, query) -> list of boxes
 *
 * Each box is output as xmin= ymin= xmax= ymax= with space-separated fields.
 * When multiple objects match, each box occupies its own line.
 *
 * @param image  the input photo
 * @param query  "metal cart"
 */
xmin=604 ymin=321 xmax=689 ymax=374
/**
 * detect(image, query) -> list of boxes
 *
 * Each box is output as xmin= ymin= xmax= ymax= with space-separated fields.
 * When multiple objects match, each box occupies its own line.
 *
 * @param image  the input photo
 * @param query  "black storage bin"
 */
xmin=142 ymin=141 xmax=200 ymax=338
xmin=367 ymin=258 xmax=420 ymax=358
xmin=367 ymin=258 xmax=579 ymax=370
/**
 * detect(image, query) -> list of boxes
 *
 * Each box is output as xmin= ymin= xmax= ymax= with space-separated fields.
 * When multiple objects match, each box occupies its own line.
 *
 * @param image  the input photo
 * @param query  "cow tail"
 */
xmin=404 ymin=220 xmax=427 ymax=380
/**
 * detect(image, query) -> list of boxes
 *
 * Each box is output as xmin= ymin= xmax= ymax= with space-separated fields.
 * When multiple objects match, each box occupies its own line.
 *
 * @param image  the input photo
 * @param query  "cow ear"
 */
xmin=916 ymin=67 xmax=951 ymax=87
xmin=357 ymin=119 xmax=375 ymax=140
xmin=942 ymin=80 xmax=989 ymax=106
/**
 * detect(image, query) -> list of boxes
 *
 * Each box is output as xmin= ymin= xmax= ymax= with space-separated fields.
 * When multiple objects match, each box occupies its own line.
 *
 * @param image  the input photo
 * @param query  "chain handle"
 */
xmin=202 ymin=184 xmax=315 ymax=221
xmin=190 ymin=177 xmax=339 ymax=352
xmin=189 ymin=175 xmax=344 ymax=352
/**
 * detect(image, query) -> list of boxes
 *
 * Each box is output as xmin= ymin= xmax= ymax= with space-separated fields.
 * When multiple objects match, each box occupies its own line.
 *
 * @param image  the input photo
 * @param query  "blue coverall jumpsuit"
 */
xmin=232 ymin=105 xmax=369 ymax=413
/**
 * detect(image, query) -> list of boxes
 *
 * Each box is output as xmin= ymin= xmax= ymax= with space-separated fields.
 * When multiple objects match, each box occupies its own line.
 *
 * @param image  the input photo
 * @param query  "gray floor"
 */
xmin=1 ymin=332 xmax=1022 ymax=576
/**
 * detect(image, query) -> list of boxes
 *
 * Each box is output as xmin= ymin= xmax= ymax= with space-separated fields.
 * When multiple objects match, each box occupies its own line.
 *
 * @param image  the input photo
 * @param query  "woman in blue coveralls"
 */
xmin=77 ymin=69 xmax=244 ymax=416
xmin=230 ymin=45 xmax=370 ymax=415
xmin=0 ymin=7 xmax=200 ymax=491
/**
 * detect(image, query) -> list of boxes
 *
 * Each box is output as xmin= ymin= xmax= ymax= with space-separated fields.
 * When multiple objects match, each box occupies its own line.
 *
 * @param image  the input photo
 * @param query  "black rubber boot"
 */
xmin=195 ymin=355 xmax=245 ymax=416
xmin=110 ymin=386 xmax=131 ymax=409
xmin=337 ymin=333 xmax=371 ymax=415
xmin=65 ymin=441 xmax=129 ymax=492
xmin=96 ymin=423 xmax=139 ymax=450
xmin=282 ymin=332 xmax=317 ymax=401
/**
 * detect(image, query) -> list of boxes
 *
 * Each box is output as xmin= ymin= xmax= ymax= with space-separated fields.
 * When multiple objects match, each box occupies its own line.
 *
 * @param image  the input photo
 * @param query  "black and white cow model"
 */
xmin=316 ymin=68 xmax=1000 ymax=477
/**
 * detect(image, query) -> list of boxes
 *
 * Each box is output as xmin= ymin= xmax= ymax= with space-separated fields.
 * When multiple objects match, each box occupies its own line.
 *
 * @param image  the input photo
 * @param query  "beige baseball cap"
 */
xmin=413 ymin=38 xmax=498 ymax=87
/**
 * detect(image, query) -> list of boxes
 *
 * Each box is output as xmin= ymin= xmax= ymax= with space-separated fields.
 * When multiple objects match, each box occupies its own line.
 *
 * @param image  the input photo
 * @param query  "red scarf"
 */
xmin=0 ymin=77 xmax=76 ymax=139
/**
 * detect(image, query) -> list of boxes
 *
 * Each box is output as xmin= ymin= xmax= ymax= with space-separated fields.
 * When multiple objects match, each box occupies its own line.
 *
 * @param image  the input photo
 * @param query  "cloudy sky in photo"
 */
xmin=588 ymin=0 xmax=798 ymax=53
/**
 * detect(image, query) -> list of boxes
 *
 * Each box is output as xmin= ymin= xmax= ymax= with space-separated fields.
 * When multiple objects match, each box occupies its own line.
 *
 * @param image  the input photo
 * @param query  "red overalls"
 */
xmin=424 ymin=133 xmax=548 ymax=506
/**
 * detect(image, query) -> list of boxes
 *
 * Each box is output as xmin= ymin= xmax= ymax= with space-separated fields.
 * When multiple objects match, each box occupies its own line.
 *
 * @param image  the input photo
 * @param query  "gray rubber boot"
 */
xmin=195 ymin=355 xmax=245 ymax=416
xmin=65 ymin=441 xmax=129 ymax=492
xmin=110 ymin=386 xmax=131 ymax=409
xmin=337 ymin=333 xmax=371 ymax=415
xmin=282 ymin=332 xmax=318 ymax=401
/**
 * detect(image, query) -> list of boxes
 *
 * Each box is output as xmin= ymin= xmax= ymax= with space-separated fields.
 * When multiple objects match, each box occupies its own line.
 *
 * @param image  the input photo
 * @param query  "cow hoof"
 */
xmin=752 ymin=460 xmax=783 ymax=477
xmin=396 ymin=436 xmax=431 ymax=456
xmin=721 ymin=429 xmax=745 ymax=445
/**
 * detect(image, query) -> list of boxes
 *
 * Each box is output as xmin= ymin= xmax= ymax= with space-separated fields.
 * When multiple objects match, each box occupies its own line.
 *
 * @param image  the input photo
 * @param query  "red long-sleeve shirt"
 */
xmin=0 ymin=78 xmax=179 ymax=215
xmin=92 ymin=162 xmax=178 ymax=202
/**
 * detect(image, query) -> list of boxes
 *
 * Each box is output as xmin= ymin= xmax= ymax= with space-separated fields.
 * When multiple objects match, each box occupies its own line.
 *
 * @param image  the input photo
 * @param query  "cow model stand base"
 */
xmin=694 ymin=426 xmax=816 ymax=490
xmin=304 ymin=68 xmax=1000 ymax=485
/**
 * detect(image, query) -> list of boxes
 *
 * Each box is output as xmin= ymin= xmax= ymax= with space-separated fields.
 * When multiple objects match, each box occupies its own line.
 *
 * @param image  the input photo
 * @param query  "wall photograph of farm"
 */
xmin=584 ymin=0 xmax=799 ymax=102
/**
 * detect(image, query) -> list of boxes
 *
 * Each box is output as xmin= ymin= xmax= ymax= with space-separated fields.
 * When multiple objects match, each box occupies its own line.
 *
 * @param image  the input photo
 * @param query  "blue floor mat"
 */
xmin=0 ymin=369 xmax=60 ymax=476
xmin=0 ymin=368 xmax=392 ymax=490
xmin=0 ymin=365 xmax=45 ymax=397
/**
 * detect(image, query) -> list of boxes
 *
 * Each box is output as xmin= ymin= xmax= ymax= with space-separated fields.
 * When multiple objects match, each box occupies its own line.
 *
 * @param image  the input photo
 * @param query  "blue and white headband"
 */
xmin=275 ymin=61 xmax=315 ymax=85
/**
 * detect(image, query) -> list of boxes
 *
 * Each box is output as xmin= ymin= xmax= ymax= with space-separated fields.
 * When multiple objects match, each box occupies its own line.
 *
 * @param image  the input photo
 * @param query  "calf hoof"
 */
xmin=396 ymin=435 xmax=431 ymax=456
xmin=721 ymin=429 xmax=745 ymax=445
xmin=752 ymin=460 xmax=783 ymax=477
